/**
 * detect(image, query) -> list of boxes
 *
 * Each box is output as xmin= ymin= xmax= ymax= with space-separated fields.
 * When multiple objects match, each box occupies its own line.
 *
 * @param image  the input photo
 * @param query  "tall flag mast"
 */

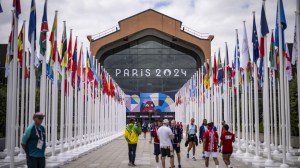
xmin=39 ymin=0 xmax=48 ymax=118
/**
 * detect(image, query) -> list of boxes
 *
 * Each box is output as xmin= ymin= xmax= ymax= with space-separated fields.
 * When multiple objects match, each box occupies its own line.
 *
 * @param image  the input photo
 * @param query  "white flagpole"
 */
xmin=278 ymin=0 xmax=288 ymax=166
xmin=19 ymin=20 xmax=26 ymax=157
xmin=235 ymin=29 xmax=242 ymax=154
xmin=253 ymin=56 xmax=260 ymax=159
xmin=60 ymin=35 xmax=65 ymax=154
xmin=232 ymin=77 xmax=235 ymax=134
xmin=10 ymin=10 xmax=18 ymax=167
xmin=15 ymin=58 xmax=20 ymax=151
xmin=296 ymin=0 xmax=300 ymax=153
xmin=269 ymin=69 xmax=274 ymax=146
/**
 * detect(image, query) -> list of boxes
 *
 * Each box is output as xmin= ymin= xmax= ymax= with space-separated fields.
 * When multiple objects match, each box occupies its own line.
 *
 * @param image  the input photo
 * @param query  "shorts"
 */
xmin=222 ymin=151 xmax=233 ymax=155
xmin=172 ymin=144 xmax=180 ymax=153
xmin=153 ymin=144 xmax=160 ymax=156
xmin=161 ymin=146 xmax=174 ymax=157
xmin=204 ymin=151 xmax=218 ymax=158
xmin=188 ymin=134 xmax=197 ymax=142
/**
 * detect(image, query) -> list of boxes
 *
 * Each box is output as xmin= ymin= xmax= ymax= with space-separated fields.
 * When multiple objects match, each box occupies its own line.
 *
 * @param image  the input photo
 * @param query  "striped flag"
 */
xmin=259 ymin=2 xmax=269 ymax=58
xmin=17 ymin=23 xmax=25 ymax=65
xmin=71 ymin=37 xmax=78 ymax=87
xmin=67 ymin=30 xmax=73 ymax=72
xmin=39 ymin=0 xmax=48 ymax=59
xmin=60 ymin=22 xmax=68 ymax=67
xmin=241 ymin=21 xmax=249 ymax=69
xmin=13 ymin=0 xmax=21 ymax=18
xmin=49 ymin=12 xmax=57 ymax=65
xmin=217 ymin=49 xmax=223 ymax=84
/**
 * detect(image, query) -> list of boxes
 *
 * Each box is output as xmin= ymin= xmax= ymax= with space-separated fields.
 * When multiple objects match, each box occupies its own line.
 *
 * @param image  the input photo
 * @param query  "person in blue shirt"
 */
xmin=170 ymin=120 xmax=182 ymax=168
xmin=21 ymin=112 xmax=46 ymax=168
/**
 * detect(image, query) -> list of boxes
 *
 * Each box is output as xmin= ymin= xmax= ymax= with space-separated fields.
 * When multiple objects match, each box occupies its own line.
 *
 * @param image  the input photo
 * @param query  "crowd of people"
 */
xmin=124 ymin=118 xmax=235 ymax=168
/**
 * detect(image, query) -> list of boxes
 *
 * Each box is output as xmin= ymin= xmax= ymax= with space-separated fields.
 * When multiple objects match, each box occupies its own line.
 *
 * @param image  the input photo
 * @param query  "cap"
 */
xmin=163 ymin=119 xmax=169 ymax=124
xmin=33 ymin=112 xmax=45 ymax=117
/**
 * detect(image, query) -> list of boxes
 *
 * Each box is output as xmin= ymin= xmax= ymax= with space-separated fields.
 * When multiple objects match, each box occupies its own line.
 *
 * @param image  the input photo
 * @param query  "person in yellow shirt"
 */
xmin=124 ymin=119 xmax=142 ymax=167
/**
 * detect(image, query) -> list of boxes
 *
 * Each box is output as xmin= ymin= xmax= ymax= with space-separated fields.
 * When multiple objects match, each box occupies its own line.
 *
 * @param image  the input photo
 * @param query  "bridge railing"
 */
xmin=91 ymin=25 xmax=120 ymax=40
xmin=180 ymin=25 xmax=209 ymax=39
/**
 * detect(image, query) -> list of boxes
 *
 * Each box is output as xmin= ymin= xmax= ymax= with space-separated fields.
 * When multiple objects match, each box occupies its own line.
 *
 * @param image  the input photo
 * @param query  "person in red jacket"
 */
xmin=203 ymin=122 xmax=219 ymax=168
xmin=220 ymin=124 xmax=235 ymax=168
xmin=150 ymin=120 xmax=162 ymax=168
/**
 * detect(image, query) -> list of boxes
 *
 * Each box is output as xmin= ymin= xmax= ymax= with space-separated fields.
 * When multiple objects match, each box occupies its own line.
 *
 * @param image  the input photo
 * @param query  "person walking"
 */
xmin=124 ymin=119 xmax=142 ymax=167
xmin=150 ymin=120 xmax=162 ymax=168
xmin=170 ymin=120 xmax=182 ymax=168
xmin=220 ymin=124 xmax=235 ymax=168
xmin=21 ymin=112 xmax=46 ymax=168
xmin=142 ymin=122 xmax=148 ymax=139
xmin=157 ymin=119 xmax=174 ymax=168
xmin=199 ymin=119 xmax=208 ymax=159
xmin=203 ymin=122 xmax=219 ymax=168
xmin=186 ymin=118 xmax=197 ymax=161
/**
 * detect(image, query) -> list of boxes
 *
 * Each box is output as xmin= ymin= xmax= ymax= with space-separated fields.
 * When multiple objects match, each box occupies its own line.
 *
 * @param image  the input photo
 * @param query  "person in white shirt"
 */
xmin=157 ymin=119 xmax=174 ymax=168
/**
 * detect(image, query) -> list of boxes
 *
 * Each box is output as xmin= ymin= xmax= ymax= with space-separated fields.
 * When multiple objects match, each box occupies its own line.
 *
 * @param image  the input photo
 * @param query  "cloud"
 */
xmin=0 ymin=0 xmax=297 ymax=63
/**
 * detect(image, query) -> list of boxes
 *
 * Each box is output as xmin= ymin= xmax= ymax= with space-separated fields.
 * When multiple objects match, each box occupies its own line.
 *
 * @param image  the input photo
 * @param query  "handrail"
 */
xmin=181 ymin=25 xmax=209 ymax=39
xmin=91 ymin=25 xmax=120 ymax=40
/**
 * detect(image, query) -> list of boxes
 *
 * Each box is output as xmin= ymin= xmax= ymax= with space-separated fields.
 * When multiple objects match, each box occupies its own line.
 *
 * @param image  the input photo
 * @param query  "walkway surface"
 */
xmin=62 ymin=135 xmax=251 ymax=168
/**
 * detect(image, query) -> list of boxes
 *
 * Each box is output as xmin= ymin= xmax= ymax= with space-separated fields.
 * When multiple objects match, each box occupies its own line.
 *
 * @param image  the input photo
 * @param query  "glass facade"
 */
xmin=103 ymin=36 xmax=199 ymax=93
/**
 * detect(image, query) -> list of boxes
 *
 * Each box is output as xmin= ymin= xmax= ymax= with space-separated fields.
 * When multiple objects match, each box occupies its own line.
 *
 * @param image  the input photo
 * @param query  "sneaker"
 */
xmin=192 ymin=156 xmax=196 ymax=161
xmin=132 ymin=163 xmax=137 ymax=167
xmin=187 ymin=153 xmax=189 ymax=158
xmin=128 ymin=163 xmax=132 ymax=166
xmin=178 ymin=165 xmax=182 ymax=168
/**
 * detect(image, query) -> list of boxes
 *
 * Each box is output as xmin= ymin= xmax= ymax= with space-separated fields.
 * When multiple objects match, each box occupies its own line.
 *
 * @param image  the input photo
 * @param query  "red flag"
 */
xmin=13 ymin=0 xmax=21 ymax=17
xmin=103 ymin=72 xmax=108 ymax=95
xmin=213 ymin=54 xmax=218 ymax=85
xmin=110 ymin=79 xmax=115 ymax=97
xmin=67 ymin=30 xmax=73 ymax=72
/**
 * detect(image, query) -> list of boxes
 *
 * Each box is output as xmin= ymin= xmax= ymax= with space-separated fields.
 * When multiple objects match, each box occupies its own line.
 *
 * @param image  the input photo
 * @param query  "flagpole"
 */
xmin=10 ymin=9 xmax=19 ymax=167
xmin=278 ymin=0 xmax=288 ymax=166
xmin=19 ymin=20 xmax=26 ymax=157
xmin=235 ymin=29 xmax=242 ymax=154
xmin=296 ymin=0 xmax=300 ymax=154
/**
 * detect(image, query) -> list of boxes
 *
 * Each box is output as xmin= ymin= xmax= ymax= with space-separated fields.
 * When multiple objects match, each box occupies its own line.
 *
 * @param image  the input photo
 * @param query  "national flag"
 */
xmin=269 ymin=32 xmax=276 ymax=69
xmin=28 ymin=0 xmax=36 ymax=49
xmin=71 ymin=37 xmax=78 ymax=86
xmin=225 ymin=42 xmax=230 ymax=79
xmin=260 ymin=2 xmax=269 ymax=59
xmin=39 ymin=0 xmax=48 ymax=59
xmin=77 ymin=43 xmax=83 ymax=87
xmin=60 ymin=21 xmax=68 ymax=67
xmin=252 ymin=13 xmax=259 ymax=63
xmin=204 ymin=62 xmax=210 ymax=90
xmin=213 ymin=54 xmax=218 ymax=85
xmin=285 ymin=43 xmax=292 ymax=80
xmin=0 ymin=0 xmax=3 ymax=13
xmin=67 ymin=30 xmax=73 ymax=72
xmin=86 ymin=50 xmax=94 ymax=82
xmin=275 ymin=0 xmax=287 ymax=51
xmin=235 ymin=30 xmax=241 ymax=70
xmin=217 ymin=49 xmax=223 ymax=84
xmin=292 ymin=16 xmax=298 ymax=65
xmin=5 ymin=14 xmax=15 ymax=77
xmin=246 ymin=55 xmax=252 ymax=83
xmin=259 ymin=58 xmax=264 ymax=87
xmin=49 ymin=12 xmax=57 ymax=65
xmin=13 ymin=0 xmax=21 ymax=18
xmin=103 ymin=71 xmax=108 ymax=95
xmin=241 ymin=21 xmax=249 ymax=69
xmin=110 ymin=79 xmax=115 ymax=97
xmin=17 ymin=23 xmax=25 ymax=65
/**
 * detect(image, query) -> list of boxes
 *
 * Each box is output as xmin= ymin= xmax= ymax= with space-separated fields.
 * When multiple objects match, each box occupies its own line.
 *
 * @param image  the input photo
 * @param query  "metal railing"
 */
xmin=181 ymin=25 xmax=209 ymax=39
xmin=91 ymin=25 xmax=120 ymax=40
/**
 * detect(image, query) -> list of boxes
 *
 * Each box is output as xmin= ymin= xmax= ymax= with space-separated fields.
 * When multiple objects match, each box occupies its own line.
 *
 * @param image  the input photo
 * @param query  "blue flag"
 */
xmin=252 ymin=14 xmax=259 ymax=63
xmin=275 ymin=0 xmax=287 ymax=51
xmin=260 ymin=3 xmax=269 ymax=37
xmin=28 ymin=0 xmax=36 ymax=49
xmin=235 ymin=31 xmax=240 ymax=70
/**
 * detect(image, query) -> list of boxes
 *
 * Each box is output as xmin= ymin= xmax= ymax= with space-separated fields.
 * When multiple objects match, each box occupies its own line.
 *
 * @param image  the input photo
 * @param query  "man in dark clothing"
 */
xmin=170 ymin=120 xmax=182 ymax=168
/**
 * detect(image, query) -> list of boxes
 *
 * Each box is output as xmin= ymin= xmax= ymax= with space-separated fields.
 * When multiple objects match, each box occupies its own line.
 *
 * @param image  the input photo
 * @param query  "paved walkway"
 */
xmin=62 ymin=135 xmax=250 ymax=168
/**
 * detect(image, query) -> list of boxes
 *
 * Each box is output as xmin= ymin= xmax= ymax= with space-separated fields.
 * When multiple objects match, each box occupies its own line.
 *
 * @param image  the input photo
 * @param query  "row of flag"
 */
xmin=4 ymin=0 xmax=122 ymax=100
xmin=176 ymin=0 xmax=298 ymax=105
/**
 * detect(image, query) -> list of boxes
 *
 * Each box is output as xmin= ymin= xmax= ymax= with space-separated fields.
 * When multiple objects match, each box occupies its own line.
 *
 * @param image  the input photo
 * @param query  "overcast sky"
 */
xmin=0 ymin=0 xmax=297 ymax=62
